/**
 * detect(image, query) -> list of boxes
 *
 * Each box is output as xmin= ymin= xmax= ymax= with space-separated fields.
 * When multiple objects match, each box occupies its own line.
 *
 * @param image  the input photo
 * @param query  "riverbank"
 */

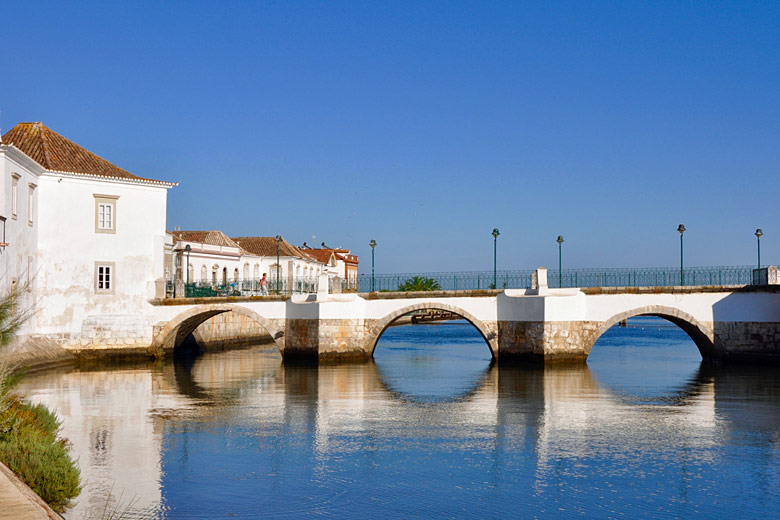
xmin=0 ymin=461 xmax=61 ymax=519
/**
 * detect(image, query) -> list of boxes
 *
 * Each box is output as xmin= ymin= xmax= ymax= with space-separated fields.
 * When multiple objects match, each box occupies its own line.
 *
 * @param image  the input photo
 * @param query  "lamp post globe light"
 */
xmin=677 ymin=224 xmax=686 ymax=286
xmin=492 ymin=228 xmax=500 ymax=290
xmin=369 ymin=239 xmax=377 ymax=292
xmin=556 ymin=236 xmax=564 ymax=288
xmin=275 ymin=235 xmax=282 ymax=295
xmin=755 ymin=228 xmax=763 ymax=270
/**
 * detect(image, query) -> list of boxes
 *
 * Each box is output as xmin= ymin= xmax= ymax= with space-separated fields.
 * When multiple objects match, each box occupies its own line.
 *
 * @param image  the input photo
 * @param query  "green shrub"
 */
xmin=398 ymin=276 xmax=442 ymax=292
xmin=0 ymin=396 xmax=81 ymax=511
xmin=0 ymin=281 xmax=81 ymax=512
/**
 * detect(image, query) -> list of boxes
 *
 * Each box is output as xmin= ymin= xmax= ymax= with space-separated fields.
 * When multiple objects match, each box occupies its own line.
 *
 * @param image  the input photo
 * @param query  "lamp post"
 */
xmin=369 ymin=239 xmax=377 ymax=292
xmin=173 ymin=251 xmax=179 ymax=297
xmin=755 ymin=228 xmax=763 ymax=270
xmin=185 ymin=244 xmax=191 ymax=285
xmin=492 ymin=228 xmax=500 ymax=289
xmin=677 ymin=224 xmax=686 ymax=286
xmin=275 ymin=235 xmax=282 ymax=295
xmin=557 ymin=235 xmax=564 ymax=288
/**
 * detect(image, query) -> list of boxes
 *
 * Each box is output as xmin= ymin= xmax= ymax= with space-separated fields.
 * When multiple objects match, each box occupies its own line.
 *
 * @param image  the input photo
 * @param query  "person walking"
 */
xmin=260 ymin=273 xmax=269 ymax=296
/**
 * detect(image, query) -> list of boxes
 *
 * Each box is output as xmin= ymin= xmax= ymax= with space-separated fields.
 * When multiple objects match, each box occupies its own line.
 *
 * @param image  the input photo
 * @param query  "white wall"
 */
xmin=36 ymin=173 xmax=169 ymax=335
xmin=0 ymin=147 xmax=41 ymax=333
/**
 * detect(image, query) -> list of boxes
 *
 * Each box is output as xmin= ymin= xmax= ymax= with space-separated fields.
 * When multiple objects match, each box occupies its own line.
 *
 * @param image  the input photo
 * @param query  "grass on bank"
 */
xmin=0 ymin=281 xmax=81 ymax=512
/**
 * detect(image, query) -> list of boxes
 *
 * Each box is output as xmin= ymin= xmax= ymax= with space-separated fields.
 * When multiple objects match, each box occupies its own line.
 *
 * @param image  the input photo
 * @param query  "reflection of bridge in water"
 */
xmin=19 ymin=346 xmax=780 ymax=518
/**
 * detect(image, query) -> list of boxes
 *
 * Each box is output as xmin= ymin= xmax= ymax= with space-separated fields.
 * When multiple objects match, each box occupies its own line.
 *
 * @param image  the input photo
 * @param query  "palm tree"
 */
xmin=398 ymin=276 xmax=442 ymax=292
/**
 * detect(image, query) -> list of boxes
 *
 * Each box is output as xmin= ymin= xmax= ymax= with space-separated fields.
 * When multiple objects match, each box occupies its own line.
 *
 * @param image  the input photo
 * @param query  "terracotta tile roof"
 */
xmin=302 ymin=247 xmax=359 ymax=265
xmin=1 ymin=122 xmax=171 ymax=184
xmin=302 ymin=249 xmax=335 ymax=263
xmin=232 ymin=236 xmax=312 ymax=259
xmin=172 ymin=230 xmax=240 ymax=248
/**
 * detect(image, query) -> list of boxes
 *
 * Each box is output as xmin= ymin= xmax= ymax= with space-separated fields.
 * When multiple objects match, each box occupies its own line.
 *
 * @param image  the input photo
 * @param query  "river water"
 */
xmin=17 ymin=317 xmax=780 ymax=519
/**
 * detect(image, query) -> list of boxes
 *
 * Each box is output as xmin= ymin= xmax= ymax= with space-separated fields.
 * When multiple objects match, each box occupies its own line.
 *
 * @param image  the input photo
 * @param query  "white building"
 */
xmin=232 ymin=235 xmax=325 ymax=289
xmin=169 ymin=230 xmax=244 ymax=288
xmin=300 ymin=242 xmax=359 ymax=289
xmin=167 ymin=231 xmax=326 ymax=295
xmin=0 ymin=122 xmax=176 ymax=347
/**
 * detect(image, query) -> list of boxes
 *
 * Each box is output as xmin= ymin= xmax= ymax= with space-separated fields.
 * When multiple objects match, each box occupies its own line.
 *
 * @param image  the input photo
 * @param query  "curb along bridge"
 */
xmin=148 ymin=266 xmax=780 ymax=365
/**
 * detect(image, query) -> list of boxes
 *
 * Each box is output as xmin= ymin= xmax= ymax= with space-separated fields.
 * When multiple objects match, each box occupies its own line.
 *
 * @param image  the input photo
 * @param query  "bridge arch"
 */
xmin=587 ymin=305 xmax=716 ymax=359
xmin=367 ymin=302 xmax=498 ymax=359
xmin=152 ymin=304 xmax=284 ymax=353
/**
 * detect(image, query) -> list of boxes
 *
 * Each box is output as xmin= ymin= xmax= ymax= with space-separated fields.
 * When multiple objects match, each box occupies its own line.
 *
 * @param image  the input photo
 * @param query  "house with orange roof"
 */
xmin=166 ymin=231 xmax=327 ymax=295
xmin=0 ymin=122 xmax=176 ymax=344
xmin=300 ymin=242 xmax=359 ymax=290
xmin=231 ymin=235 xmax=326 ymax=292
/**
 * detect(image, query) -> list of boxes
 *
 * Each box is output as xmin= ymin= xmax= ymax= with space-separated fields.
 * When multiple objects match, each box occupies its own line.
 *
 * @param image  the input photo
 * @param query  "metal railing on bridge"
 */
xmin=164 ymin=265 xmax=767 ymax=298
xmin=350 ymin=265 xmax=761 ymax=293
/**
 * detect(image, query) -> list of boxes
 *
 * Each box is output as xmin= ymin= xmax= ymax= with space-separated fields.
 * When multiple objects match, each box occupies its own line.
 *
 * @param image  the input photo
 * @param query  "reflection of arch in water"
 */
xmin=368 ymin=303 xmax=498 ymax=359
xmin=153 ymin=304 xmax=284 ymax=353
xmin=587 ymin=306 xmax=716 ymax=359
xmin=588 ymin=360 xmax=716 ymax=407
xmin=373 ymin=360 xmax=497 ymax=404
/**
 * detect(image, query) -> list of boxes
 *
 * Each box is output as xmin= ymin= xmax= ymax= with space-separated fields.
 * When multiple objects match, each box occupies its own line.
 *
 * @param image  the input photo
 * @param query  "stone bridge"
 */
xmin=146 ymin=269 xmax=780 ymax=364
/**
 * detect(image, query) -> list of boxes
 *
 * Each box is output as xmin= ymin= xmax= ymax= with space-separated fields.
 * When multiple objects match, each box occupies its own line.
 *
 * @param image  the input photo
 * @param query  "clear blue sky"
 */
xmin=2 ymin=1 xmax=778 ymax=273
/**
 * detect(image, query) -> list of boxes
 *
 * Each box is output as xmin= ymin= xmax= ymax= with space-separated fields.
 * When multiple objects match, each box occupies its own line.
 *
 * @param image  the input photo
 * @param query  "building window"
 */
xmin=11 ymin=175 xmax=19 ymax=219
xmin=28 ymin=184 xmax=36 ymax=226
xmin=95 ymin=262 xmax=115 ymax=294
xmin=94 ymin=194 xmax=119 ymax=233
xmin=0 ymin=216 xmax=6 ymax=246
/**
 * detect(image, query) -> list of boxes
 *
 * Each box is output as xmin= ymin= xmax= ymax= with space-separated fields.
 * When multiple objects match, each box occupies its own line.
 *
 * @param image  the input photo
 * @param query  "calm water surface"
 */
xmin=18 ymin=317 xmax=780 ymax=518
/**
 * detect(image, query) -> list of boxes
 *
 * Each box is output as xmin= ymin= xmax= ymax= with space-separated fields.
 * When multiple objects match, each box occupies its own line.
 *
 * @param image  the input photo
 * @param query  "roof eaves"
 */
xmin=41 ymin=169 xmax=178 ymax=188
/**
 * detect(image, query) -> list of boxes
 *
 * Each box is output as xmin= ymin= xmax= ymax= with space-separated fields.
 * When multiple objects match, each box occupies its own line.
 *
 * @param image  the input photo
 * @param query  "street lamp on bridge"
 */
xmin=275 ymin=235 xmax=282 ymax=295
xmin=556 ymin=235 xmax=564 ymax=288
xmin=185 ymin=244 xmax=191 ymax=285
xmin=755 ymin=228 xmax=763 ymax=270
xmin=492 ymin=228 xmax=500 ymax=290
xmin=369 ymin=239 xmax=377 ymax=292
xmin=677 ymin=224 xmax=686 ymax=286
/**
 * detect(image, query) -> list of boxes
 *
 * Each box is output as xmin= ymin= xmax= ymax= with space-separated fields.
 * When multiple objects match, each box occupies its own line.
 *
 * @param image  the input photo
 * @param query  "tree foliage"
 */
xmin=398 ymin=276 xmax=442 ymax=292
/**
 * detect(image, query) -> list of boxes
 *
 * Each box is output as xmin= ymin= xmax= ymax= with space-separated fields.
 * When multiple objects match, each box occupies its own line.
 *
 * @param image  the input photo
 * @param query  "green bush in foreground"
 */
xmin=0 ymin=394 xmax=81 ymax=511
xmin=0 ymin=282 xmax=81 ymax=512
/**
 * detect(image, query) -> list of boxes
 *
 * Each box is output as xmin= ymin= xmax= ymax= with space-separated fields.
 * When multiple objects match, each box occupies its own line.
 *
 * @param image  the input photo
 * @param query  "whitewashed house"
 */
xmin=0 ymin=122 xmax=176 ymax=348
xmin=300 ymin=242 xmax=359 ymax=290
xmin=167 ymin=231 xmax=325 ymax=295
xmin=232 ymin=236 xmax=325 ymax=292
xmin=0 ymin=130 xmax=42 ymax=334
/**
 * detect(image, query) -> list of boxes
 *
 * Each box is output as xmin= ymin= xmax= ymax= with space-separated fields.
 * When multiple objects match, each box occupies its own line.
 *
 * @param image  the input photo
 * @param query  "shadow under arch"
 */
xmin=367 ymin=302 xmax=498 ymax=359
xmin=153 ymin=304 xmax=284 ymax=354
xmin=587 ymin=305 xmax=716 ymax=360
